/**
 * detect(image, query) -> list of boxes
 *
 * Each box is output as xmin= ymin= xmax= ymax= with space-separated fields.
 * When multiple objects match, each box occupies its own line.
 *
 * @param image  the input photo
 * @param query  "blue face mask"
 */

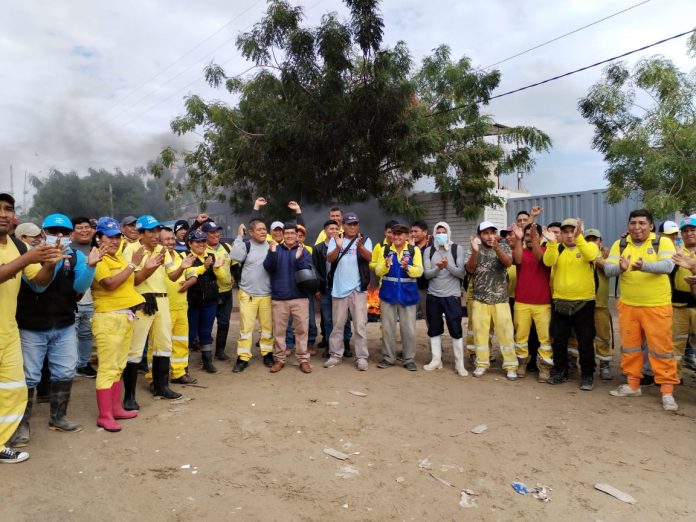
xmin=45 ymin=235 xmax=72 ymax=248
xmin=434 ymin=233 xmax=448 ymax=246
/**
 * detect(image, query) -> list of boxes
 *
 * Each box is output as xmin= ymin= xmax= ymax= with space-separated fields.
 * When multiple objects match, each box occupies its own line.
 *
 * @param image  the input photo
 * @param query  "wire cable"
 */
xmin=429 ymin=28 xmax=695 ymax=117
xmin=482 ymin=0 xmax=652 ymax=69
xmin=109 ymin=0 xmax=265 ymax=111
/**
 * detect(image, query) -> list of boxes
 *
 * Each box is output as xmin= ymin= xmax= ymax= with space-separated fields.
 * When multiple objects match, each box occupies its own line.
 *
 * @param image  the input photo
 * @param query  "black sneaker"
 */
xmin=579 ymin=375 xmax=594 ymax=391
xmin=322 ymin=349 xmax=330 ymax=359
xmin=233 ymin=357 xmax=249 ymax=374
xmin=396 ymin=351 xmax=404 ymax=361
xmin=377 ymin=360 xmax=394 ymax=369
xmin=404 ymin=362 xmax=417 ymax=372
xmin=317 ymin=338 xmax=328 ymax=349
xmin=547 ymin=372 xmax=568 ymax=385
xmin=263 ymin=353 xmax=274 ymax=368
xmin=0 ymin=446 xmax=29 ymax=464
xmin=76 ymin=364 xmax=97 ymax=378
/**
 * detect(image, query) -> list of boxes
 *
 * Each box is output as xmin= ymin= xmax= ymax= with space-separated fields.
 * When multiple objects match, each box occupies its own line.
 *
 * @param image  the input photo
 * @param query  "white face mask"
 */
xmin=45 ymin=235 xmax=72 ymax=248
xmin=434 ymin=233 xmax=448 ymax=246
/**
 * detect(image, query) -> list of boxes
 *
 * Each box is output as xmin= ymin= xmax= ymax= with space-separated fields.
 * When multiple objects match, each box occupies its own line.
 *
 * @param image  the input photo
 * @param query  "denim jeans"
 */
xmin=75 ymin=302 xmax=94 ymax=367
xmin=188 ymin=301 xmax=218 ymax=347
xmin=320 ymin=293 xmax=351 ymax=342
xmin=20 ymin=325 xmax=78 ymax=387
xmin=286 ymin=296 xmax=318 ymax=347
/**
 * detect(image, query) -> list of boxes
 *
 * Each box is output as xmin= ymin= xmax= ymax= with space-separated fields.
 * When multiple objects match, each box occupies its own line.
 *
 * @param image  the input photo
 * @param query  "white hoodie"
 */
xmin=423 ymin=221 xmax=466 ymax=297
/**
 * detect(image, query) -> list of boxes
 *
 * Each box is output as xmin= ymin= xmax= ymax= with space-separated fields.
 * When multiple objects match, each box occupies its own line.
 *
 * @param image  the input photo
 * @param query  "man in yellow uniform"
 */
xmin=0 ymin=192 xmax=63 ymax=463
xmin=122 ymin=215 xmax=181 ymax=410
xmin=600 ymin=209 xmax=679 ymax=411
xmin=670 ymin=215 xmax=696 ymax=381
xmin=159 ymin=227 xmax=197 ymax=384
xmin=314 ymin=206 xmax=344 ymax=245
xmin=543 ymin=218 xmax=599 ymax=390
xmin=585 ymin=228 xmax=614 ymax=380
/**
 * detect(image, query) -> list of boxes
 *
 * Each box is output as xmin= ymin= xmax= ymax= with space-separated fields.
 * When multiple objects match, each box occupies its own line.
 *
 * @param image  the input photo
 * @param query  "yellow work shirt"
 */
xmin=123 ymin=243 xmax=176 ymax=295
xmin=672 ymin=248 xmax=695 ymax=307
xmin=165 ymin=251 xmax=188 ymax=311
xmin=375 ymin=245 xmax=424 ymax=279
xmin=92 ymin=252 xmax=145 ymax=313
xmin=606 ymin=233 xmax=674 ymax=307
xmin=0 ymin=239 xmax=41 ymax=343
xmin=315 ymin=227 xmax=344 ymax=246
xmin=507 ymin=265 xmax=517 ymax=299
xmin=543 ymin=235 xmax=599 ymax=300
xmin=205 ymin=243 xmax=233 ymax=292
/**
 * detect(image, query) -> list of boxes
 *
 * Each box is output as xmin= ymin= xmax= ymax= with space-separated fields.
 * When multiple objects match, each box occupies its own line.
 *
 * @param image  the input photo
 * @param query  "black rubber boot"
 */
xmin=122 ymin=362 xmax=140 ymax=411
xmin=48 ymin=380 xmax=82 ymax=432
xmin=35 ymin=359 xmax=50 ymax=403
xmin=215 ymin=325 xmax=230 ymax=361
xmin=201 ymin=349 xmax=219 ymax=374
xmin=152 ymin=356 xmax=182 ymax=399
xmin=9 ymin=388 xmax=34 ymax=448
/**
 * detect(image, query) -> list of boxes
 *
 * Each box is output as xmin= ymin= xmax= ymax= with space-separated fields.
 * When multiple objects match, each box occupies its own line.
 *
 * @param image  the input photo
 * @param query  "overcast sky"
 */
xmin=1 ymin=0 xmax=693 ymax=210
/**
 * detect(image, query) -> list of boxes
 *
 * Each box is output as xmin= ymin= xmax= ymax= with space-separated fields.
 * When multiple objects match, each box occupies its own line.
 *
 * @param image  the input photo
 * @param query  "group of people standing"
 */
xmin=1 ymin=189 xmax=694 ymax=464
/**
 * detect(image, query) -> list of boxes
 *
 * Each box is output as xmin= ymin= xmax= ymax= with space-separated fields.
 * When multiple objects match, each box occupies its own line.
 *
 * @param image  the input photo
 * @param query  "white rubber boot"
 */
xmin=452 ymin=338 xmax=468 ymax=376
xmin=424 ymin=336 xmax=443 ymax=370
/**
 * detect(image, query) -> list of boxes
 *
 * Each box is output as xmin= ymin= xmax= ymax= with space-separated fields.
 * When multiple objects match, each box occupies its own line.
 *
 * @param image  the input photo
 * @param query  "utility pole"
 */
xmin=109 ymin=183 xmax=114 ymax=216
xmin=23 ymin=171 xmax=27 ymax=213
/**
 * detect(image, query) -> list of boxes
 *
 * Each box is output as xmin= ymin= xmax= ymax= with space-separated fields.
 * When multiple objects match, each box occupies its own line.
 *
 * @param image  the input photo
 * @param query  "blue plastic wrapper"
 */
xmin=512 ymin=481 xmax=528 ymax=495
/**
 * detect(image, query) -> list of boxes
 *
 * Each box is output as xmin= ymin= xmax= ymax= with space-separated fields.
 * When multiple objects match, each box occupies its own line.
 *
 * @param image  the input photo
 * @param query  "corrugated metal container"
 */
xmin=507 ymin=189 xmax=646 ymax=247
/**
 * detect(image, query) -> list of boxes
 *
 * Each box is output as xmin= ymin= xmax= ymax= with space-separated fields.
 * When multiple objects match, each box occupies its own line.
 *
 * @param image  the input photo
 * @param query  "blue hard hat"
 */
xmin=42 ymin=213 xmax=73 ymax=231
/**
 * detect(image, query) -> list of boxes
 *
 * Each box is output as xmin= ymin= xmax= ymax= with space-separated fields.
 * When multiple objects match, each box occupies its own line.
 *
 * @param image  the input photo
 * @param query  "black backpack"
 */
xmin=226 ymin=240 xmax=250 ymax=288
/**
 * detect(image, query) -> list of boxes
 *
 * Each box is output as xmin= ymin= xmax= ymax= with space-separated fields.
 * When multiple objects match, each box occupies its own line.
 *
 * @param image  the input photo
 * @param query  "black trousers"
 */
xmin=551 ymin=301 xmax=596 ymax=376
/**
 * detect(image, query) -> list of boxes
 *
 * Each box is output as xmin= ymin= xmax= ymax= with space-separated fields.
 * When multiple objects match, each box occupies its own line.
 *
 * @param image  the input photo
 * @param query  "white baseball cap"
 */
xmin=477 ymin=221 xmax=497 ymax=233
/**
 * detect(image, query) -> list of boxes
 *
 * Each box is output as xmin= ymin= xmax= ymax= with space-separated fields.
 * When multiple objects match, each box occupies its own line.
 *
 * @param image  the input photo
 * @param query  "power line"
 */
xmin=120 ymin=0 xmax=328 ymax=129
xmin=482 ymin=0 xmax=652 ymax=69
xmin=430 ymin=28 xmax=695 ymax=117
xmin=109 ymin=0 xmax=265 ymax=112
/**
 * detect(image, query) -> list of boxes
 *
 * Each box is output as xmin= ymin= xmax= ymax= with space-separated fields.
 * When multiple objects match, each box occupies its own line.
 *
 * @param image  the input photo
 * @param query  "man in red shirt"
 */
xmin=510 ymin=222 xmax=553 ymax=382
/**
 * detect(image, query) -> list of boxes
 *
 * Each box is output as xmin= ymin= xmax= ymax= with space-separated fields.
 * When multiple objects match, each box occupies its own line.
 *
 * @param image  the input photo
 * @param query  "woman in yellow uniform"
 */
xmin=91 ymin=218 xmax=145 ymax=432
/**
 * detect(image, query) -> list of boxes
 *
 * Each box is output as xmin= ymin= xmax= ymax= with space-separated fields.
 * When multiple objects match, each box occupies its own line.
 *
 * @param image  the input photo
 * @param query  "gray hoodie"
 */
xmin=423 ymin=221 xmax=466 ymax=297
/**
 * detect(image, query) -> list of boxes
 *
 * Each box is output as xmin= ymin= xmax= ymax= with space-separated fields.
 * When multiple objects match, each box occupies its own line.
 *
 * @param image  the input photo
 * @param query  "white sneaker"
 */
xmin=473 ymin=367 xmax=487 ymax=378
xmin=356 ymin=359 xmax=368 ymax=371
xmin=662 ymin=395 xmax=678 ymax=411
xmin=0 ymin=446 xmax=29 ymax=464
xmin=506 ymin=370 xmax=518 ymax=381
xmin=609 ymin=384 xmax=642 ymax=397
xmin=323 ymin=356 xmax=341 ymax=368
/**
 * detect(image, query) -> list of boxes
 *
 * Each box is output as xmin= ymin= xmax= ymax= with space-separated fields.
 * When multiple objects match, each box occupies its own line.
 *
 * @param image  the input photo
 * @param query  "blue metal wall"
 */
xmin=506 ymin=189 xmax=646 ymax=246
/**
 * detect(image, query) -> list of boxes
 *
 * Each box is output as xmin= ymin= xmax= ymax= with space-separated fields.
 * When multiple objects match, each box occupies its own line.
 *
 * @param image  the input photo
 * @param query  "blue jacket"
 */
xmin=263 ymin=244 xmax=312 ymax=300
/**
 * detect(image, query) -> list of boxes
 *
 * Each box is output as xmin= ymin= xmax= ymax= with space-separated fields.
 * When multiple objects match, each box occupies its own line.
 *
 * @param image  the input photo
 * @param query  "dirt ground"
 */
xmin=5 ymin=303 xmax=696 ymax=522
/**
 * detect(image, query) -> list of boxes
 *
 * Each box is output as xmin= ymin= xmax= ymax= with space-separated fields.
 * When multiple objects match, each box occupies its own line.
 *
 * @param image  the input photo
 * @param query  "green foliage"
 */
xmin=578 ymin=32 xmax=696 ymax=217
xmin=162 ymin=0 xmax=550 ymax=218
xmin=28 ymin=166 xmax=192 ymax=221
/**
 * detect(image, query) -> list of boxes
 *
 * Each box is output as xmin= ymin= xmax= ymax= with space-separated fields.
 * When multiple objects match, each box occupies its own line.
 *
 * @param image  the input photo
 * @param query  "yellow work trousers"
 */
xmin=466 ymin=295 xmax=494 ymax=356
xmin=471 ymin=300 xmax=516 ymax=370
xmin=237 ymin=290 xmax=273 ymax=362
xmin=169 ymin=307 xmax=189 ymax=379
xmin=514 ymin=302 xmax=553 ymax=367
xmin=672 ymin=306 xmax=696 ymax=379
xmin=93 ymin=311 xmax=135 ymax=390
xmin=594 ymin=306 xmax=612 ymax=362
xmin=0 ymin=336 xmax=27 ymax=447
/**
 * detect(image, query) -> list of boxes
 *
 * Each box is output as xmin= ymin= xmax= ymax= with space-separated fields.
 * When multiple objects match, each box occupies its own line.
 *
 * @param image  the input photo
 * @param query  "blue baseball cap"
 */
xmin=96 ymin=217 xmax=122 ymax=237
xmin=201 ymin=221 xmax=223 ymax=233
xmin=679 ymin=214 xmax=696 ymax=230
xmin=187 ymin=228 xmax=207 ymax=242
xmin=136 ymin=215 xmax=161 ymax=230
xmin=42 ymin=213 xmax=73 ymax=231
